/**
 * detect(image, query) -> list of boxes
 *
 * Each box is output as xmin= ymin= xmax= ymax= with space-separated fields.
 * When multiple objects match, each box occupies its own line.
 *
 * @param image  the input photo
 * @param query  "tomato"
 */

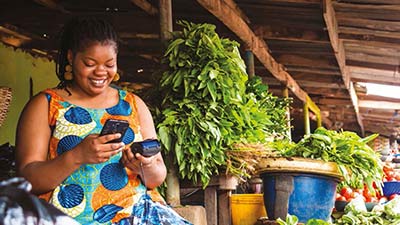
xmin=386 ymin=171 xmax=395 ymax=179
xmin=340 ymin=187 xmax=353 ymax=200
xmin=389 ymin=194 xmax=399 ymax=200
xmin=336 ymin=196 xmax=346 ymax=201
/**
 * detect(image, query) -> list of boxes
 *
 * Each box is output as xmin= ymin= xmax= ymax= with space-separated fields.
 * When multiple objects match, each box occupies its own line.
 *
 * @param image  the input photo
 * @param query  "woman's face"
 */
xmin=68 ymin=41 xmax=118 ymax=96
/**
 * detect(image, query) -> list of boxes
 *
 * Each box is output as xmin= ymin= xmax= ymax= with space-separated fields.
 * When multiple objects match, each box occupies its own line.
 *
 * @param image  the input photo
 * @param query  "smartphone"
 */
xmin=100 ymin=119 xmax=129 ymax=143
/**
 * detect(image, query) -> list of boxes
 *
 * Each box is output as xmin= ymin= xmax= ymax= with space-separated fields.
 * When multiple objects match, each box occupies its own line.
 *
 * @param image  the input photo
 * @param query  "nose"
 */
xmin=94 ymin=65 xmax=108 ymax=75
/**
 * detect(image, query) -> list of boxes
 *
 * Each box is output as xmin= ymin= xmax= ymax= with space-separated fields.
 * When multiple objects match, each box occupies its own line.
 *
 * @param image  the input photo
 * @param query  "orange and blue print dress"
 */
xmin=41 ymin=88 xmax=176 ymax=225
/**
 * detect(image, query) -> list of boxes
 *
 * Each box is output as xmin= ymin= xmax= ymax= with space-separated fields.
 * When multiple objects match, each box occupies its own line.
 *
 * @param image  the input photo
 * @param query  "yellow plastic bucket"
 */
xmin=231 ymin=194 xmax=267 ymax=225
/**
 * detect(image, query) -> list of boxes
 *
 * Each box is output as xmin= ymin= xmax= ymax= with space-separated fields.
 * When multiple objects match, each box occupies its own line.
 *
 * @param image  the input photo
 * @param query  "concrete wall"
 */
xmin=0 ymin=43 xmax=58 ymax=145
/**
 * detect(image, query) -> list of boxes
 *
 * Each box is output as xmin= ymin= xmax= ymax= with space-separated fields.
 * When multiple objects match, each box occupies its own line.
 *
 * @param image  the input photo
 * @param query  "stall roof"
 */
xmin=1 ymin=0 xmax=400 ymax=138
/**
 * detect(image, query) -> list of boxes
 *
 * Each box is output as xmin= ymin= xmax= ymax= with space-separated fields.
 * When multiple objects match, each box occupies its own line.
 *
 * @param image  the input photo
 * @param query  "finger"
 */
xmin=99 ymin=133 xmax=122 ymax=144
xmin=103 ymin=142 xmax=125 ymax=153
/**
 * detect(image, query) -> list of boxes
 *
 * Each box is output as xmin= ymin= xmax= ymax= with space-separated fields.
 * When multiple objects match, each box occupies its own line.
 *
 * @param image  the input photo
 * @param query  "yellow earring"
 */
xmin=113 ymin=72 xmax=120 ymax=82
xmin=64 ymin=64 xmax=73 ymax=81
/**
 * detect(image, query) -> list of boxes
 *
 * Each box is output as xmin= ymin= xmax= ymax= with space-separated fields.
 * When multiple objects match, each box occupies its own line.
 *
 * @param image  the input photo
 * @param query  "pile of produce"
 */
xmin=157 ymin=21 xmax=290 ymax=186
xmin=271 ymin=127 xmax=384 ymax=195
xmin=276 ymin=195 xmax=400 ymax=225
xmin=336 ymin=164 xmax=400 ymax=204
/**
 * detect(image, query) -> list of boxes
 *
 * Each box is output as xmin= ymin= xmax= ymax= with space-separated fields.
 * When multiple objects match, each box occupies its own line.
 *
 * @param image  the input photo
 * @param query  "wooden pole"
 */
xmin=159 ymin=0 xmax=180 ymax=207
xmin=282 ymin=87 xmax=292 ymax=139
xmin=245 ymin=48 xmax=255 ymax=78
xmin=159 ymin=0 xmax=172 ymax=41
xmin=304 ymin=102 xmax=310 ymax=135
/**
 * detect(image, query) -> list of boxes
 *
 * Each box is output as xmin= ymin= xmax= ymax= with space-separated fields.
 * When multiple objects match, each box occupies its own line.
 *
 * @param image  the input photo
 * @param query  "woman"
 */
xmin=15 ymin=17 xmax=190 ymax=225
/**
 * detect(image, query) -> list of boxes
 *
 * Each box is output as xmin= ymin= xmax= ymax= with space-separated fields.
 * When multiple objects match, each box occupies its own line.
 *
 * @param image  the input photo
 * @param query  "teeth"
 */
xmin=92 ymin=79 xmax=105 ymax=84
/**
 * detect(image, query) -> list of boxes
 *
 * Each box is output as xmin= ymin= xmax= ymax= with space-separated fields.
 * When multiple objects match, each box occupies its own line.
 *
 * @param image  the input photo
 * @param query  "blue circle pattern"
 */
xmin=106 ymin=100 xmax=132 ymax=116
xmin=122 ymin=127 xmax=135 ymax=145
xmin=100 ymin=163 xmax=128 ymax=191
xmin=58 ymin=184 xmax=84 ymax=208
xmin=64 ymin=107 xmax=92 ymax=124
xmin=93 ymin=204 xmax=123 ymax=223
xmin=57 ymin=135 xmax=82 ymax=155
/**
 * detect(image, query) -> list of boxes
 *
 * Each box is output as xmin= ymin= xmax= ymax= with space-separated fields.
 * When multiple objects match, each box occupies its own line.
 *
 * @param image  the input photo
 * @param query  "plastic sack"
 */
xmin=0 ymin=177 xmax=80 ymax=225
xmin=117 ymin=194 xmax=193 ymax=225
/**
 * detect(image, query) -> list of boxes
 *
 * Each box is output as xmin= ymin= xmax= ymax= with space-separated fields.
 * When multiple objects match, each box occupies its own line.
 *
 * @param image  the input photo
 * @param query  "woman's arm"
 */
xmin=121 ymin=95 xmax=167 ymax=189
xmin=16 ymin=93 xmax=124 ymax=195
xmin=15 ymin=93 xmax=82 ymax=194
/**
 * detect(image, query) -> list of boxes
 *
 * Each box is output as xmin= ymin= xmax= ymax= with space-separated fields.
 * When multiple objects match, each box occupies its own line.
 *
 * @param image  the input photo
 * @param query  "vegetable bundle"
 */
xmin=273 ymin=127 xmax=383 ymax=194
xmin=157 ymin=21 xmax=290 ymax=186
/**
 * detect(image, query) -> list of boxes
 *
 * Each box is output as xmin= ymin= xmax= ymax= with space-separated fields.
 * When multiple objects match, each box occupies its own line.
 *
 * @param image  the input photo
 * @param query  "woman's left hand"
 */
xmin=120 ymin=146 xmax=166 ymax=189
xmin=120 ymin=147 xmax=155 ymax=174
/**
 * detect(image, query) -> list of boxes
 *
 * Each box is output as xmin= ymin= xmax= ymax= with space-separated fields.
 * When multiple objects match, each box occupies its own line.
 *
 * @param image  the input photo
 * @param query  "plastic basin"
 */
xmin=257 ymin=157 xmax=342 ymax=223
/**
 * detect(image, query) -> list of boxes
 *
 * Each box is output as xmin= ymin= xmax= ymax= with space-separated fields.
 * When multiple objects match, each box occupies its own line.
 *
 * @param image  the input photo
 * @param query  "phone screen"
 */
xmin=100 ymin=119 xmax=129 ymax=143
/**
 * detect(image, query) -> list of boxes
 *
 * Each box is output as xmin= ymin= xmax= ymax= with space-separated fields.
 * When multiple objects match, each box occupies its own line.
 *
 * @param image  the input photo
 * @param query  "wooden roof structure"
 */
xmin=1 ymin=0 xmax=400 ymax=139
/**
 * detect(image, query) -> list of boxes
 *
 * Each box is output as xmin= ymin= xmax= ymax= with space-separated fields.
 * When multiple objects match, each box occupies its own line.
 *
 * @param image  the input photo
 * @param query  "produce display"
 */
xmin=276 ymin=196 xmax=400 ymax=225
xmin=271 ymin=127 xmax=383 ymax=195
xmin=156 ymin=21 xmax=290 ymax=186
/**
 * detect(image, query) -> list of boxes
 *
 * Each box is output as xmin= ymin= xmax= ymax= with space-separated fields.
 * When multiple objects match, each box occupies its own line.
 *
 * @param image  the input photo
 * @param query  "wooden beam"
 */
xmin=338 ymin=17 xmax=400 ymax=33
xmin=341 ymin=0 xmax=400 ymax=3
xmin=261 ymin=77 xmax=346 ymax=89
xmin=0 ymin=26 xmax=32 ymax=47
xmin=323 ymin=0 xmax=349 ymax=88
xmin=323 ymin=0 xmax=364 ymax=133
xmin=284 ymin=66 xmax=341 ymax=76
xmin=340 ymin=26 xmax=400 ymax=40
xmin=349 ymin=82 xmax=364 ymax=135
xmin=317 ymin=98 xmax=353 ymax=106
xmin=32 ymin=0 xmax=69 ymax=13
xmin=253 ymin=25 xmax=329 ymax=44
xmin=130 ymin=0 xmax=158 ymax=16
xmin=346 ymin=52 xmax=399 ymax=66
xmin=224 ymin=0 xmax=251 ymax=24
xmin=276 ymin=54 xmax=339 ymax=70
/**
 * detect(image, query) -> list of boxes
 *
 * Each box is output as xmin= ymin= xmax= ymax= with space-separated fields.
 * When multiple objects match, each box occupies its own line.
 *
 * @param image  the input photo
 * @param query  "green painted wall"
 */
xmin=0 ymin=43 xmax=58 ymax=145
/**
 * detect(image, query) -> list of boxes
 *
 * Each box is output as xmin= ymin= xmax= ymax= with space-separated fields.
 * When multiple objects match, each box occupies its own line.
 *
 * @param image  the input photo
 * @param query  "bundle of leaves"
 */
xmin=157 ymin=21 xmax=289 ymax=185
xmin=271 ymin=127 xmax=383 ymax=194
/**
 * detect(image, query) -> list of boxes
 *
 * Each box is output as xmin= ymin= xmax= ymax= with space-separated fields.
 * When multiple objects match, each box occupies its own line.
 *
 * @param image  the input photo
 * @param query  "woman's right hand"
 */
xmin=73 ymin=133 xmax=125 ymax=164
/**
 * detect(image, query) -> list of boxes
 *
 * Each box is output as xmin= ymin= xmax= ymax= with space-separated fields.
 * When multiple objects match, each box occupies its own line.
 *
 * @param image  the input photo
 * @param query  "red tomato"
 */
xmin=340 ymin=187 xmax=353 ymax=200
xmin=386 ymin=171 xmax=395 ymax=179
xmin=389 ymin=194 xmax=399 ymax=200
xmin=336 ymin=196 xmax=346 ymax=201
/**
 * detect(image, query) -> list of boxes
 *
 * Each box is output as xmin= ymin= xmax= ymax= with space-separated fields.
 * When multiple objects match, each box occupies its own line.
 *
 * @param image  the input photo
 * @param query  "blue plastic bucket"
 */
xmin=261 ymin=173 xmax=338 ymax=223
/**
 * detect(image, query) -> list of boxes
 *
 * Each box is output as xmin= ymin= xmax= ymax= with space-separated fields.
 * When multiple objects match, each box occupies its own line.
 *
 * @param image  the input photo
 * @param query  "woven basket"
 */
xmin=0 ymin=87 xmax=12 ymax=127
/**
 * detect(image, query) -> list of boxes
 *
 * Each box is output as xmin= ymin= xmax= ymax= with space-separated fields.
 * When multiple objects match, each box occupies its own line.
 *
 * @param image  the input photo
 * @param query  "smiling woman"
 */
xmin=14 ymin=17 xmax=191 ymax=225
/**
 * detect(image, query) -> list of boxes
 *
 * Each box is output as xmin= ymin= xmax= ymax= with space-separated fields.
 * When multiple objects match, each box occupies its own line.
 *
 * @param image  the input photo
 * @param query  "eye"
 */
xmin=106 ymin=64 xmax=115 ymax=68
xmin=84 ymin=62 xmax=95 ymax=67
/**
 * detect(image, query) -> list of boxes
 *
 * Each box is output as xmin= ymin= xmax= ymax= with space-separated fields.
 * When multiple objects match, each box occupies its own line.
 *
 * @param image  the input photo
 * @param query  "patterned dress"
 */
xmin=40 ymin=88 xmax=168 ymax=225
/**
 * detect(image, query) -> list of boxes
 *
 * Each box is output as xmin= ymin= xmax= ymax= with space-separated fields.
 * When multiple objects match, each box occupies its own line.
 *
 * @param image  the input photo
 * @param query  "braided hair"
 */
xmin=56 ymin=17 xmax=119 ymax=93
